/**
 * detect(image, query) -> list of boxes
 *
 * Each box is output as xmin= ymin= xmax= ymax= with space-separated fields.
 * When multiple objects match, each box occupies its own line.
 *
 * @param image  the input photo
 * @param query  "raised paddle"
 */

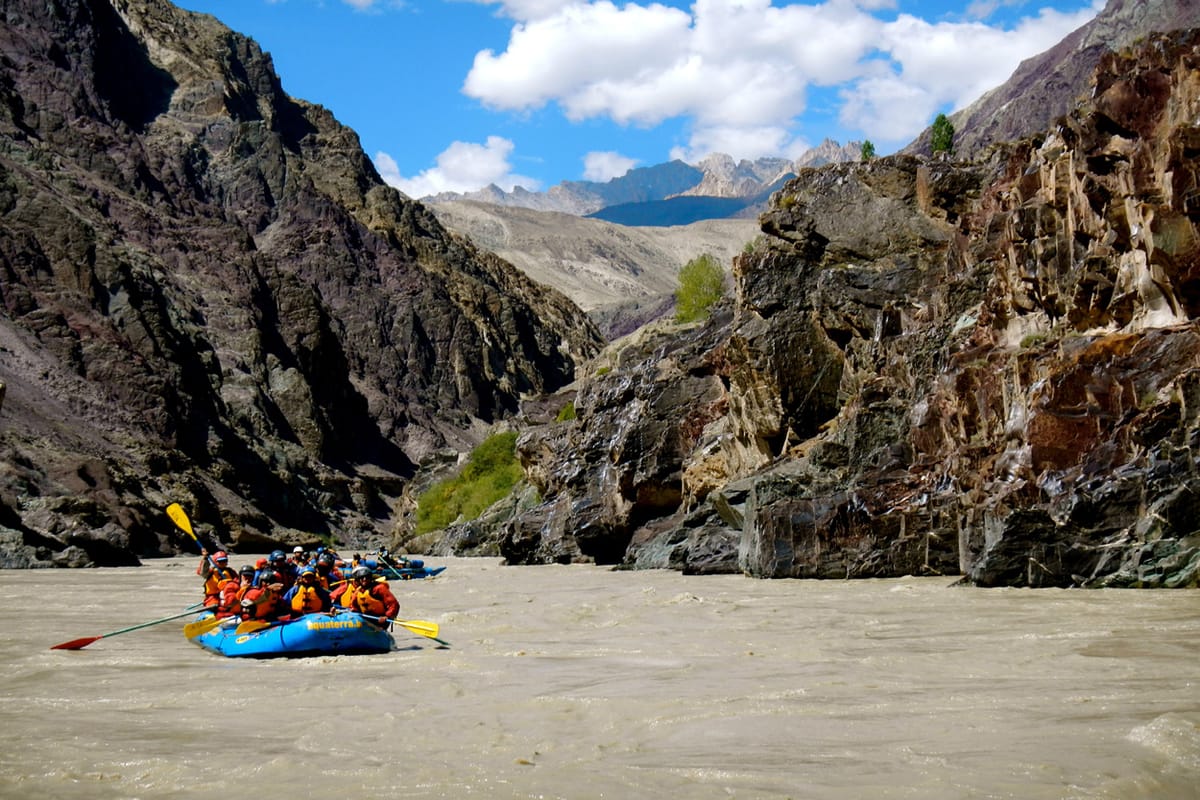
xmin=51 ymin=606 xmax=205 ymax=651
xmin=166 ymin=502 xmax=206 ymax=555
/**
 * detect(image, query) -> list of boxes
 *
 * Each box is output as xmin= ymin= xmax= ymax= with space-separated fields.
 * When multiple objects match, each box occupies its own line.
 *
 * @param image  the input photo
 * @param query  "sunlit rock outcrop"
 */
xmin=459 ymin=31 xmax=1200 ymax=587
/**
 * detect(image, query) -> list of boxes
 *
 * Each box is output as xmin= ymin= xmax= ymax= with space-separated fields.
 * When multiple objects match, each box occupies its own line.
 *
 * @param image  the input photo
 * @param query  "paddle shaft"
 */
xmin=51 ymin=606 xmax=206 ymax=650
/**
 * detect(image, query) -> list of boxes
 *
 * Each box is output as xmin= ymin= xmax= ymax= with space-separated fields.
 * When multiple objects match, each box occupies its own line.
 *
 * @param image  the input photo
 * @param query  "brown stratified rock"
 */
xmin=0 ymin=0 xmax=600 ymax=566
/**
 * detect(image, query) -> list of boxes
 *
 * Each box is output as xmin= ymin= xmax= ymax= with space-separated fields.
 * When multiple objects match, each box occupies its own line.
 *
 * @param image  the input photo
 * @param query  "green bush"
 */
xmin=931 ymin=113 xmax=955 ymax=155
xmin=415 ymin=431 xmax=523 ymax=534
xmin=860 ymin=140 xmax=876 ymax=161
xmin=675 ymin=253 xmax=726 ymax=323
xmin=742 ymin=235 xmax=767 ymax=255
xmin=556 ymin=400 xmax=576 ymax=422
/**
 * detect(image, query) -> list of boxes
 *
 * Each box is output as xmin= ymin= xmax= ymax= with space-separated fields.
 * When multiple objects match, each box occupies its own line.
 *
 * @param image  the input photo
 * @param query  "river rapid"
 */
xmin=1 ymin=556 xmax=1197 ymax=799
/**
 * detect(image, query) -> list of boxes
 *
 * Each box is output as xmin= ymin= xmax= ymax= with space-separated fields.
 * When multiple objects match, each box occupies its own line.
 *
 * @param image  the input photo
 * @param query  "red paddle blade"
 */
xmin=50 ymin=636 xmax=101 ymax=651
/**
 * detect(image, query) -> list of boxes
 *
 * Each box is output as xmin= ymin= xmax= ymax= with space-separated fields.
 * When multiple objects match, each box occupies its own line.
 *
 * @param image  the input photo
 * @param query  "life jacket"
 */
xmin=339 ymin=583 xmax=387 ymax=616
xmin=215 ymin=578 xmax=243 ymax=618
xmin=289 ymin=584 xmax=326 ymax=614
xmin=316 ymin=567 xmax=342 ymax=590
xmin=240 ymin=585 xmax=279 ymax=621
xmin=238 ymin=580 xmax=255 ymax=599
xmin=202 ymin=565 xmax=238 ymax=603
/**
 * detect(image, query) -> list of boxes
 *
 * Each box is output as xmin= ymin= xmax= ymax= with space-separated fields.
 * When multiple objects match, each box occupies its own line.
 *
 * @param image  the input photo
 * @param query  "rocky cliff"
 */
xmin=433 ymin=30 xmax=1200 ymax=588
xmin=0 ymin=0 xmax=601 ymax=566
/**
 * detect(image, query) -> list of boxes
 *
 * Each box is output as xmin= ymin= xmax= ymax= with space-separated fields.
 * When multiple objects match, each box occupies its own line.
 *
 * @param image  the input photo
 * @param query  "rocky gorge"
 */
xmin=429 ymin=28 xmax=1200 ymax=588
xmin=1 ymin=0 xmax=1198 ymax=590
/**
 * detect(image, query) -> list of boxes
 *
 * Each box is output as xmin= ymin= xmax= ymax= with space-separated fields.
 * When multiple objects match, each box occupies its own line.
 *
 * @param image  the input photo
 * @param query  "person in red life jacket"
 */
xmin=239 ymin=574 xmax=284 ymax=622
xmin=213 ymin=565 xmax=253 ymax=618
xmin=281 ymin=565 xmax=332 ymax=616
xmin=333 ymin=566 xmax=399 ymax=626
xmin=197 ymin=550 xmax=238 ymax=608
xmin=235 ymin=565 xmax=258 ymax=601
xmin=313 ymin=552 xmax=342 ymax=591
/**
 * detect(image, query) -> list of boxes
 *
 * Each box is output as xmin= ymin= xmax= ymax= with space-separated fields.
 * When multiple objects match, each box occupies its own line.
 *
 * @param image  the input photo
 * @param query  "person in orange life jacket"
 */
xmin=281 ymin=565 xmax=332 ymax=615
xmin=333 ymin=566 xmax=399 ymax=625
xmin=236 ymin=565 xmax=258 ymax=598
xmin=239 ymin=573 xmax=284 ymax=622
xmin=197 ymin=550 xmax=238 ymax=608
xmin=214 ymin=565 xmax=254 ymax=618
xmin=313 ymin=552 xmax=342 ymax=590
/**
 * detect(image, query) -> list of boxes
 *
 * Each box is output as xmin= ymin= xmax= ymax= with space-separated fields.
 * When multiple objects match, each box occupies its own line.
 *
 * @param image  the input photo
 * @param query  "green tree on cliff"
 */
xmin=931 ymin=113 xmax=955 ymax=155
xmin=675 ymin=253 xmax=726 ymax=323
xmin=860 ymin=140 xmax=876 ymax=161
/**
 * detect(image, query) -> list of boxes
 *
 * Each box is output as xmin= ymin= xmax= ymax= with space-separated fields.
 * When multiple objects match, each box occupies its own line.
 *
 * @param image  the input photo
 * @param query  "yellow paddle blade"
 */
xmin=235 ymin=620 xmax=272 ymax=635
xmin=183 ymin=614 xmax=224 ymax=638
xmin=396 ymin=619 xmax=439 ymax=639
xmin=166 ymin=503 xmax=196 ymax=540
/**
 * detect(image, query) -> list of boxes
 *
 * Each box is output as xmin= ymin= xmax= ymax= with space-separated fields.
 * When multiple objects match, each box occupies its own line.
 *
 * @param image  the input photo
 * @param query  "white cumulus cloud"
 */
xmin=463 ymin=0 xmax=1102 ymax=159
xmin=583 ymin=151 xmax=639 ymax=181
xmin=374 ymin=136 xmax=541 ymax=198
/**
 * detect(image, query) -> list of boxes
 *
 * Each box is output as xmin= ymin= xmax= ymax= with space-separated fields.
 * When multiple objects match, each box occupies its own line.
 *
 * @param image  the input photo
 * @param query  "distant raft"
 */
xmin=186 ymin=610 xmax=394 ymax=658
xmin=362 ymin=557 xmax=445 ymax=581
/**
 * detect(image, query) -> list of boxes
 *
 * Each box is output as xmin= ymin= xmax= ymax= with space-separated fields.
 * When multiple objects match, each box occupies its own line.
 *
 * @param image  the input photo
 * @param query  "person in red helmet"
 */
xmin=197 ymin=549 xmax=237 ymax=608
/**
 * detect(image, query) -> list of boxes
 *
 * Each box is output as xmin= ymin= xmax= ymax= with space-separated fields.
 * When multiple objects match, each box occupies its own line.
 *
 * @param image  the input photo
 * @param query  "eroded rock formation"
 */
xmin=458 ymin=31 xmax=1200 ymax=588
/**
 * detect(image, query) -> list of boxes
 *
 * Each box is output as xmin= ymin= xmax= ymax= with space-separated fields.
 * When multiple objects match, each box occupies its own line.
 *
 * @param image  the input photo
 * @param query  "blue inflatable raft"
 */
xmin=361 ymin=557 xmax=445 ymax=581
xmin=186 ymin=610 xmax=394 ymax=658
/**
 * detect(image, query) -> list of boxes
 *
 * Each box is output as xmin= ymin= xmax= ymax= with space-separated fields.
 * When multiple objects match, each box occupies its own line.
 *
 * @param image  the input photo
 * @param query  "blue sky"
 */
xmin=172 ymin=0 xmax=1103 ymax=198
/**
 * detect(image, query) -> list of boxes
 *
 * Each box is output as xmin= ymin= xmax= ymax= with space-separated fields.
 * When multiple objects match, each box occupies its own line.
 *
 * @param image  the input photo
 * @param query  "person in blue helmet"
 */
xmin=260 ymin=549 xmax=296 ymax=591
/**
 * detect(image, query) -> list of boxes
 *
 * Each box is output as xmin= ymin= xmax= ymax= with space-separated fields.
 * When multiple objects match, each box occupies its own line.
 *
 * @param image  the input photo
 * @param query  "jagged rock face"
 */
xmin=460 ymin=30 xmax=1200 ymax=587
xmin=679 ymin=154 xmax=794 ymax=198
xmin=0 ymin=0 xmax=601 ymax=566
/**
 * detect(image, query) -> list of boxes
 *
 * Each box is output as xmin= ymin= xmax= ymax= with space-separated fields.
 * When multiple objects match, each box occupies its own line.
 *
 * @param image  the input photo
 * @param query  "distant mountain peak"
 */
xmin=423 ymin=143 xmax=861 ymax=222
